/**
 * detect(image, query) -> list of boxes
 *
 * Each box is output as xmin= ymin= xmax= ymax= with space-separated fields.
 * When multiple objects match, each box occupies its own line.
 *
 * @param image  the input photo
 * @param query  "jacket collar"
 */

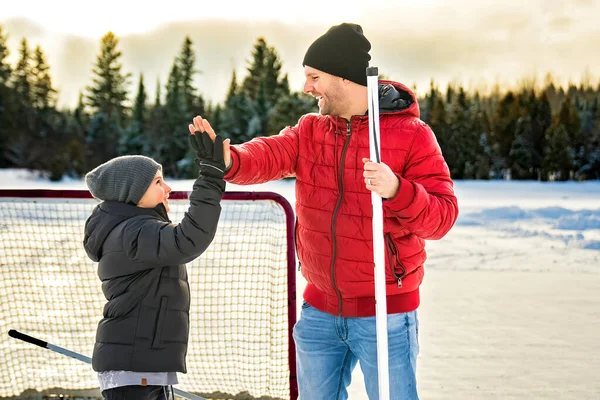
xmin=98 ymin=201 xmax=171 ymax=222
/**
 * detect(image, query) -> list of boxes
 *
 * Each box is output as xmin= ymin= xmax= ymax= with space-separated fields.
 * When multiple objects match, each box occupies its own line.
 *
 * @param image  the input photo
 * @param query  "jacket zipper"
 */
xmin=330 ymin=121 xmax=352 ymax=315
xmin=385 ymin=233 xmax=406 ymax=287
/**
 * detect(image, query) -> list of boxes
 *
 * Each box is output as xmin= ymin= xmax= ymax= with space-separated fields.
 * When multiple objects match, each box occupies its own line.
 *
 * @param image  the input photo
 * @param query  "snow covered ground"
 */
xmin=1 ymin=169 xmax=599 ymax=399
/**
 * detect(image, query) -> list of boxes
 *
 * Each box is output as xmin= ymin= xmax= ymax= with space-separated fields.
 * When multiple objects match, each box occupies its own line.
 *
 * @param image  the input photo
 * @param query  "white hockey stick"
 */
xmin=366 ymin=66 xmax=390 ymax=399
xmin=8 ymin=329 xmax=207 ymax=400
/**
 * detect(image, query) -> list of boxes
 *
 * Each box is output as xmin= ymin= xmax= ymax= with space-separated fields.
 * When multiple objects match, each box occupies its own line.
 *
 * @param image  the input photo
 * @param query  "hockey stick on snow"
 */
xmin=8 ymin=330 xmax=207 ymax=400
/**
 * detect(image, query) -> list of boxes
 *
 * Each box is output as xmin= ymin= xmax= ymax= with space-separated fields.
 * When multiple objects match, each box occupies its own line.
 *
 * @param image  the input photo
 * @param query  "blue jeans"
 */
xmin=293 ymin=302 xmax=419 ymax=400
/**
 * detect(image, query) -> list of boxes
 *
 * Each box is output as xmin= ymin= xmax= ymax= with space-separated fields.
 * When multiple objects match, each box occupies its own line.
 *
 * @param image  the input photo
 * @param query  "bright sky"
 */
xmin=0 ymin=0 xmax=434 ymax=38
xmin=1 ymin=0 xmax=599 ymax=108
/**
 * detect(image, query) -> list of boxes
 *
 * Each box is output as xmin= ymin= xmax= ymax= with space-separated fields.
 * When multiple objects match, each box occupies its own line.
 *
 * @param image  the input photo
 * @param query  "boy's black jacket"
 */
xmin=83 ymin=175 xmax=224 ymax=373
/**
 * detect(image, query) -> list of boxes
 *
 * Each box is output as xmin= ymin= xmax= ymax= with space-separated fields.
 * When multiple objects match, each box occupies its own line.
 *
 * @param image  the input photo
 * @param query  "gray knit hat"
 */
xmin=85 ymin=155 xmax=162 ymax=205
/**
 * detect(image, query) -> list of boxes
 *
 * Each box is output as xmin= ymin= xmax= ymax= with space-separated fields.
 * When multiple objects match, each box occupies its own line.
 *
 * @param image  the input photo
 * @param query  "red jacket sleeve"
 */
xmin=383 ymin=123 xmax=459 ymax=240
xmin=224 ymin=123 xmax=300 ymax=185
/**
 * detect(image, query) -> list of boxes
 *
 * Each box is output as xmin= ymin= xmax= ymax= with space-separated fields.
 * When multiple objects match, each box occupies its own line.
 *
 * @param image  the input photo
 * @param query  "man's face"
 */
xmin=303 ymin=66 xmax=347 ymax=117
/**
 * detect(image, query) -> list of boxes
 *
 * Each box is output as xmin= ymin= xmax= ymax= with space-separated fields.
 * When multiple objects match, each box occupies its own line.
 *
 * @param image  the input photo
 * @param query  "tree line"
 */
xmin=420 ymin=77 xmax=600 ymax=180
xmin=0 ymin=26 xmax=598 ymax=181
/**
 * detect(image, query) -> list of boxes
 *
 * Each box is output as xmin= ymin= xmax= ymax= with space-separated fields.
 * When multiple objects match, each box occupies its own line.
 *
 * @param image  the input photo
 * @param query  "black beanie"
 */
xmin=302 ymin=23 xmax=371 ymax=87
xmin=85 ymin=155 xmax=162 ymax=205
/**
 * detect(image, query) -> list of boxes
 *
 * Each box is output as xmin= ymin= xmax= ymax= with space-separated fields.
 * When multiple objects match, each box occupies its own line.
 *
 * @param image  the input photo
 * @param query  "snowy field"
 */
xmin=1 ymin=169 xmax=600 ymax=399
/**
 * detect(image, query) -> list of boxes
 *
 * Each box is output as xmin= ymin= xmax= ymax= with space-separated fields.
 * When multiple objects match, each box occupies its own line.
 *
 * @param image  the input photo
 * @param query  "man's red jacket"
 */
xmin=224 ymin=80 xmax=459 ymax=317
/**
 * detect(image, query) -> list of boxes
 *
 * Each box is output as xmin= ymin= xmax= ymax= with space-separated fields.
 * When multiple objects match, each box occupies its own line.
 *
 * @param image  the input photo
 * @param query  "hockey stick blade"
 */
xmin=9 ymin=329 xmax=47 ymax=348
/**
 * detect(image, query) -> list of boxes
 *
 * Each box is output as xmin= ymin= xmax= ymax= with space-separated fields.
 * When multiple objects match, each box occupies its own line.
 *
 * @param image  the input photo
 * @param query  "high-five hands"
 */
xmin=189 ymin=131 xmax=225 ymax=180
xmin=362 ymin=158 xmax=400 ymax=199
xmin=188 ymin=116 xmax=232 ymax=171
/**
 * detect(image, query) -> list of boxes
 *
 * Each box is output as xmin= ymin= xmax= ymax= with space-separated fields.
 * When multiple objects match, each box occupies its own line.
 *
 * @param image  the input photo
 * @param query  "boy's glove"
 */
xmin=189 ymin=132 xmax=226 ymax=181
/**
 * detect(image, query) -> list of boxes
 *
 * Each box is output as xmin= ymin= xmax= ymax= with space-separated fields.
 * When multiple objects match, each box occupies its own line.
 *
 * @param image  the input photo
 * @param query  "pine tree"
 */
xmin=445 ymin=84 xmax=455 ymax=105
xmin=528 ymin=91 xmax=552 ymax=180
xmin=85 ymin=32 xmax=131 ymax=167
xmin=421 ymin=80 xmax=441 ymax=124
xmin=471 ymin=93 xmax=493 ymax=179
xmin=509 ymin=116 xmax=536 ymax=179
xmin=475 ymin=130 xmax=493 ymax=180
xmin=0 ymin=26 xmax=11 ymax=84
xmin=242 ymin=38 xmax=268 ymax=100
xmin=60 ymin=92 xmax=90 ymax=174
xmin=31 ymin=46 xmax=57 ymax=110
xmin=178 ymin=37 xmax=207 ymax=176
xmin=279 ymin=73 xmax=290 ymax=98
xmin=147 ymin=77 xmax=169 ymax=160
xmin=0 ymin=26 xmax=14 ymax=167
xmin=268 ymin=92 xmax=317 ymax=135
xmin=543 ymin=73 xmax=561 ymax=112
xmin=226 ymin=70 xmax=237 ymax=99
xmin=558 ymin=98 xmax=583 ymax=172
xmin=490 ymin=91 xmax=520 ymax=176
xmin=247 ymin=81 xmax=269 ymax=138
xmin=119 ymin=73 xmax=149 ymax=155
xmin=133 ymin=73 xmax=147 ymax=123
xmin=428 ymin=95 xmax=451 ymax=171
xmin=165 ymin=63 xmax=184 ymax=122
xmin=265 ymin=71 xmax=314 ymax=135
xmin=154 ymin=77 xmax=162 ymax=107
xmin=446 ymin=86 xmax=480 ymax=179
xmin=575 ymin=98 xmax=600 ymax=179
xmin=543 ymin=123 xmax=574 ymax=181
xmin=74 ymin=92 xmax=89 ymax=134
xmin=238 ymin=38 xmax=289 ymax=138
xmin=13 ymin=38 xmax=33 ymax=108
xmin=85 ymin=32 xmax=131 ymax=123
xmin=176 ymin=36 xmax=205 ymax=116
xmin=87 ymin=112 xmax=122 ymax=165
xmin=262 ymin=46 xmax=287 ymax=105
xmin=211 ymin=103 xmax=222 ymax=131
xmin=27 ymin=45 xmax=64 ymax=178
xmin=53 ymin=105 xmax=86 ymax=179
xmin=218 ymin=70 xmax=251 ymax=144
xmin=4 ymin=38 xmax=41 ymax=169
xmin=160 ymin=63 xmax=189 ymax=177
xmin=541 ymin=97 xmax=581 ymax=180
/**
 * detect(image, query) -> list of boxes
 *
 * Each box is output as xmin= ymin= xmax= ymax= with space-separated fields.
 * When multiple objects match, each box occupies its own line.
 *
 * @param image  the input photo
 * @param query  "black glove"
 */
xmin=189 ymin=131 xmax=226 ymax=180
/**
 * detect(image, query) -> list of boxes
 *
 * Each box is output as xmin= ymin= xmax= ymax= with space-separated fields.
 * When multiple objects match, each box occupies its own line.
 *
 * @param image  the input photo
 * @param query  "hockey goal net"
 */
xmin=0 ymin=189 xmax=297 ymax=400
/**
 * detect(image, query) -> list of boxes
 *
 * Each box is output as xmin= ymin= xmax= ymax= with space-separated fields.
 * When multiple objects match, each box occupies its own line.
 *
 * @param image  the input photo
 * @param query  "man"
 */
xmin=189 ymin=22 xmax=458 ymax=400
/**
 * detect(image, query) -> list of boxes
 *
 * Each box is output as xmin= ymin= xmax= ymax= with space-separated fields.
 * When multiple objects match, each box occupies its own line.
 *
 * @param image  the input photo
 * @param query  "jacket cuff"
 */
xmin=383 ymin=174 xmax=415 ymax=213
xmin=224 ymin=147 xmax=241 ymax=180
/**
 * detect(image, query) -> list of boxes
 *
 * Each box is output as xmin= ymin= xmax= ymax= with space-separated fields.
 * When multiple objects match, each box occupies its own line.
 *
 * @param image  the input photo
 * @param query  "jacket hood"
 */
xmin=377 ymin=80 xmax=420 ymax=118
xmin=83 ymin=201 xmax=169 ymax=262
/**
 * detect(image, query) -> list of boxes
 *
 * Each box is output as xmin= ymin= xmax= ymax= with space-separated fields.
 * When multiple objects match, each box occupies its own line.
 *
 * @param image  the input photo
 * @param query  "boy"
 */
xmin=83 ymin=132 xmax=228 ymax=400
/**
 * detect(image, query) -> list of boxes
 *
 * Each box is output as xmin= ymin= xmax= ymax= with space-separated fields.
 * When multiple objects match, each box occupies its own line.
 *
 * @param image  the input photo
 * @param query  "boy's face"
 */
xmin=137 ymin=170 xmax=172 ymax=212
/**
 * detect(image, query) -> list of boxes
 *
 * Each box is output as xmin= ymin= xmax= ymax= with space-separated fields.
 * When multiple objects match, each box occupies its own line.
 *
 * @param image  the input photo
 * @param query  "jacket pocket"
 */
xmin=385 ymin=233 xmax=406 ymax=288
xmin=151 ymin=296 xmax=168 ymax=349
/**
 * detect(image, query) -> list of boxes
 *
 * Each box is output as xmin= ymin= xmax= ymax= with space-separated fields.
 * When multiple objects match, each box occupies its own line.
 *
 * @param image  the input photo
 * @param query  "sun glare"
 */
xmin=0 ymin=0 xmax=382 ymax=38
